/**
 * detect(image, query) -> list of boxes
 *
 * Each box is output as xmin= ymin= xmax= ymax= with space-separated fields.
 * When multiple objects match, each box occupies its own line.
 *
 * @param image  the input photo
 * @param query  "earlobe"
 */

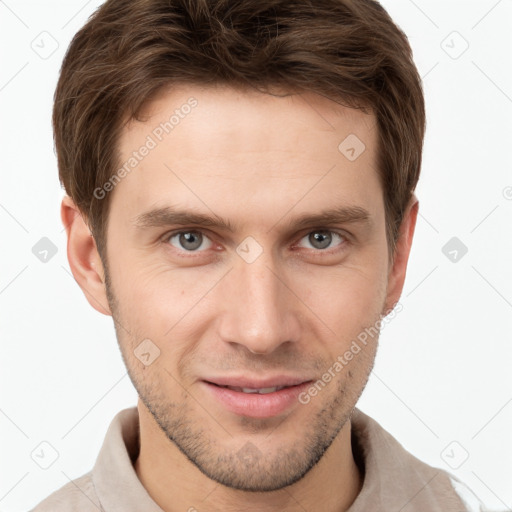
xmin=61 ymin=195 xmax=112 ymax=316
xmin=383 ymin=194 xmax=419 ymax=314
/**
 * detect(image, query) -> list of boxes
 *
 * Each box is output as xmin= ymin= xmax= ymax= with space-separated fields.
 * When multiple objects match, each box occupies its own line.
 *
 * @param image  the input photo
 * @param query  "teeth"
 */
xmin=223 ymin=385 xmax=285 ymax=394
xmin=248 ymin=387 xmax=278 ymax=394
xmin=242 ymin=387 xmax=262 ymax=393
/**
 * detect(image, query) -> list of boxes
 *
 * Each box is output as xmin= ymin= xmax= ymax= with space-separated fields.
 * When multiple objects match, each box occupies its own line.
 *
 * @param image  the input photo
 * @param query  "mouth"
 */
xmin=201 ymin=379 xmax=313 ymax=418
xmin=207 ymin=383 xmax=289 ymax=394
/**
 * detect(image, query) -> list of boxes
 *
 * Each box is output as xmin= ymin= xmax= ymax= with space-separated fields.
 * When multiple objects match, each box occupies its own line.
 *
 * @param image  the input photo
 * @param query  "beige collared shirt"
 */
xmin=30 ymin=407 xmax=482 ymax=511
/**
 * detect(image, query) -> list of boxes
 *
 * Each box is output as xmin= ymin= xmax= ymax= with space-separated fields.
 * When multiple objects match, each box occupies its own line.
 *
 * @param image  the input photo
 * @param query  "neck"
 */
xmin=134 ymin=399 xmax=363 ymax=512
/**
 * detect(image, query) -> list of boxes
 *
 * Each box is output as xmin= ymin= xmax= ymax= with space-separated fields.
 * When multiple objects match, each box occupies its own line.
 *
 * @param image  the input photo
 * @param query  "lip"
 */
xmin=201 ymin=377 xmax=313 ymax=419
xmin=204 ymin=375 xmax=310 ymax=389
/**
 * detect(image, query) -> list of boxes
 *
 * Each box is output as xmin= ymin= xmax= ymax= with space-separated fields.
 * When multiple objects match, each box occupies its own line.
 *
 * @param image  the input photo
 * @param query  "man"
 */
xmin=32 ymin=0 xmax=482 ymax=510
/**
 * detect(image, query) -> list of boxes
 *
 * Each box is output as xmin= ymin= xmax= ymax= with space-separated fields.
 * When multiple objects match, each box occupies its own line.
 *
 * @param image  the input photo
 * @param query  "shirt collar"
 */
xmin=347 ymin=408 xmax=464 ymax=511
xmin=92 ymin=407 xmax=164 ymax=512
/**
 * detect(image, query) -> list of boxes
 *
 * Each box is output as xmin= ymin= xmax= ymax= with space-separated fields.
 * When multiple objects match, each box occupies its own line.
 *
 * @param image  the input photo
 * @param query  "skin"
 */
xmin=62 ymin=83 xmax=418 ymax=511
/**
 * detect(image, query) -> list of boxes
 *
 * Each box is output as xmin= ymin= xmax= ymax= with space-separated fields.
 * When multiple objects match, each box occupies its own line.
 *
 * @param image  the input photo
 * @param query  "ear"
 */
xmin=61 ymin=195 xmax=112 ymax=316
xmin=383 ymin=194 xmax=419 ymax=313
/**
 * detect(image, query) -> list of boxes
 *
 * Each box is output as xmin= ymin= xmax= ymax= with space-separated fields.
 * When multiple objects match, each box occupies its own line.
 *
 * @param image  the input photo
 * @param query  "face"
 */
xmin=100 ymin=84 xmax=396 ymax=491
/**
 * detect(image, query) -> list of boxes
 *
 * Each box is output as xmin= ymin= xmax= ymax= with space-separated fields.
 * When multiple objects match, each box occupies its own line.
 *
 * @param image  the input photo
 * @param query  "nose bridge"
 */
xmin=219 ymin=251 xmax=297 ymax=354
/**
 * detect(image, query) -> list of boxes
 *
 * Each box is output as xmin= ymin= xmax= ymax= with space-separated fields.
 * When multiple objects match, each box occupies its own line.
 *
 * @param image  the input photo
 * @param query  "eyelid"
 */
xmin=162 ymin=228 xmax=212 ymax=240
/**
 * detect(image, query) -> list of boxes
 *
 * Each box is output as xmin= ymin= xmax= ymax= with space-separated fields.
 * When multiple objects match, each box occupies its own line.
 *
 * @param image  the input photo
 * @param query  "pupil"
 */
xmin=309 ymin=231 xmax=331 ymax=249
xmin=180 ymin=232 xmax=202 ymax=250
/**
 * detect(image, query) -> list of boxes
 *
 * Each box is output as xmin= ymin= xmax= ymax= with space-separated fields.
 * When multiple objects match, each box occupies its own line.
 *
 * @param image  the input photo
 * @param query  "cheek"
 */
xmin=300 ymin=266 xmax=386 ymax=399
xmin=110 ymin=256 xmax=224 ymax=347
xmin=110 ymin=266 xmax=204 ymax=387
xmin=297 ymin=259 xmax=388 ymax=332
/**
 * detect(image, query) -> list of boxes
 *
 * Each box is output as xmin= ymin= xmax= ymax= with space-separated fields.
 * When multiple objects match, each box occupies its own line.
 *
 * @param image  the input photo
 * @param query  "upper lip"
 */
xmin=203 ymin=376 xmax=312 ymax=389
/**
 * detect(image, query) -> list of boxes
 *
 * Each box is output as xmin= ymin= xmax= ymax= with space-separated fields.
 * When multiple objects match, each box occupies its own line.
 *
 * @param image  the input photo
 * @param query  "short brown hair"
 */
xmin=54 ymin=0 xmax=425 ymax=263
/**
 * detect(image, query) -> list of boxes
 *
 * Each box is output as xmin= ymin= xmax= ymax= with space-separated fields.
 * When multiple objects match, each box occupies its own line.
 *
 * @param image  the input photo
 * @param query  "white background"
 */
xmin=0 ymin=0 xmax=511 ymax=510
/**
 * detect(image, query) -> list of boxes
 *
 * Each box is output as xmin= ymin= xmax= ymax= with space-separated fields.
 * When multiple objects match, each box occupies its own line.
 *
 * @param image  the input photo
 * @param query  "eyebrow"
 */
xmin=132 ymin=205 xmax=372 ymax=232
xmin=133 ymin=207 xmax=236 ymax=232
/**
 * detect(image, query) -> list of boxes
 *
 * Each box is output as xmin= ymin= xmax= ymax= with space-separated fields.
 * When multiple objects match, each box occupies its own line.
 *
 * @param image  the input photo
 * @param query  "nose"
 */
xmin=217 ymin=252 xmax=301 ymax=355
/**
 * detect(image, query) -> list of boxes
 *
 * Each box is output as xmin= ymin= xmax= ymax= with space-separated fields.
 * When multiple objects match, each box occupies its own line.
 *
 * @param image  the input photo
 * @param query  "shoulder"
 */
xmin=30 ymin=472 xmax=102 ymax=512
xmin=349 ymin=408 xmax=485 ymax=511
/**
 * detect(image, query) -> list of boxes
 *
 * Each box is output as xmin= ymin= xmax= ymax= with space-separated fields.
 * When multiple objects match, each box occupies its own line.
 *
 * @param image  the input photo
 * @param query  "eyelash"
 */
xmin=161 ymin=228 xmax=350 ymax=256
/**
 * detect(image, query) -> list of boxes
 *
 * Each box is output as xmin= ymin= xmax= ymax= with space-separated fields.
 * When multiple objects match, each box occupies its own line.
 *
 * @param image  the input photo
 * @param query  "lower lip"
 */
xmin=201 ymin=381 xmax=312 ymax=418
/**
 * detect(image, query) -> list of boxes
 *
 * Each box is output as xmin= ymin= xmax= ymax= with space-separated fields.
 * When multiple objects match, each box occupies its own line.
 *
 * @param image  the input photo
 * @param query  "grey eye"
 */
xmin=168 ymin=231 xmax=211 ymax=251
xmin=309 ymin=231 xmax=332 ymax=249
xmin=299 ymin=230 xmax=344 ymax=250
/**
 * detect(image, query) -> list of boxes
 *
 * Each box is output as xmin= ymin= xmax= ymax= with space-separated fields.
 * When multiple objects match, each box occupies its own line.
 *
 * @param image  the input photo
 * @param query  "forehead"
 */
xmin=111 ymin=84 xmax=381 ymax=227
xmin=126 ymin=84 xmax=376 ymax=157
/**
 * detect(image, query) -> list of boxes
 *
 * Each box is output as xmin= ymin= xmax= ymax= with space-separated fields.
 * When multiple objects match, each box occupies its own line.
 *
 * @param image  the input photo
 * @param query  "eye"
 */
xmin=297 ymin=230 xmax=346 ymax=251
xmin=167 ymin=231 xmax=213 ymax=252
